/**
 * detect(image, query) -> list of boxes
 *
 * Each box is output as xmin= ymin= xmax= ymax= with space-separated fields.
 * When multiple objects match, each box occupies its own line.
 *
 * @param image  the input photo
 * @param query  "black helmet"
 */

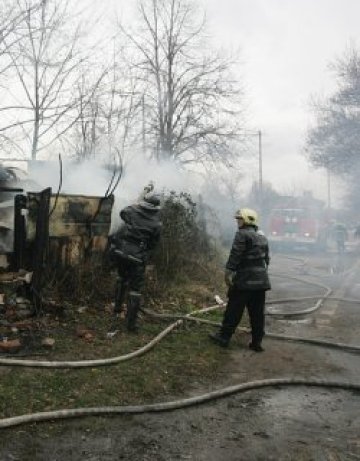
xmin=139 ymin=193 xmax=161 ymax=210
xmin=143 ymin=193 xmax=161 ymax=207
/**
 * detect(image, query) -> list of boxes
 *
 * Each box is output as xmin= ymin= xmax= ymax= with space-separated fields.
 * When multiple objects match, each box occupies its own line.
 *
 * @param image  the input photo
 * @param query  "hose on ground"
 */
xmin=0 ymin=287 xmax=358 ymax=368
xmin=266 ymin=295 xmax=331 ymax=316
xmin=270 ymin=272 xmax=332 ymax=291
xmin=265 ymin=332 xmax=360 ymax=352
xmin=272 ymin=252 xmax=359 ymax=278
xmin=0 ymin=261 xmax=358 ymax=367
xmin=143 ymin=309 xmax=360 ymax=352
xmin=0 ymin=255 xmax=359 ymax=429
xmin=0 ymin=320 xmax=182 ymax=368
xmin=0 ymin=378 xmax=358 ymax=429
xmin=266 ymin=272 xmax=332 ymax=316
xmin=0 ymin=304 xmax=221 ymax=368
xmin=266 ymin=296 xmax=360 ymax=304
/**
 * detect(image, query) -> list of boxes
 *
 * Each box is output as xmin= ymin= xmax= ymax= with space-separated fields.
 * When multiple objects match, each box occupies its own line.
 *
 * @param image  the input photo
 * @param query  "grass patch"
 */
xmin=0 ymin=258 xmax=235 ymax=422
xmin=0 ymin=301 xmax=227 ymax=420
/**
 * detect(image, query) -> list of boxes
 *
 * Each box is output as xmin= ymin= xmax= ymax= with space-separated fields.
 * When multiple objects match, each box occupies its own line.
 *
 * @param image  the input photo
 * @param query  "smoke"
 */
xmin=28 ymin=159 xmax=117 ymax=196
xmin=26 ymin=156 xmax=205 ymax=233
xmin=2 ymin=154 xmax=282 ymax=252
xmin=110 ymin=156 xmax=203 ymax=231
xmin=117 ymin=156 xmax=199 ymax=202
xmin=28 ymin=156 xmax=199 ymax=194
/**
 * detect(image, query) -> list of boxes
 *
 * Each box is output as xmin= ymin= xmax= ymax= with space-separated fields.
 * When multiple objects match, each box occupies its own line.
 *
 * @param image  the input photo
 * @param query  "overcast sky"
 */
xmin=195 ymin=0 xmax=360 ymax=205
xmin=101 ymin=0 xmax=360 ymax=205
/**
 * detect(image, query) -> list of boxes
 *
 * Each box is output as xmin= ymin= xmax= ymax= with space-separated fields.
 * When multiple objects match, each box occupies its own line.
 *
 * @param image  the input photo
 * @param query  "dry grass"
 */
xmin=0 ymin=265 xmax=228 ymax=421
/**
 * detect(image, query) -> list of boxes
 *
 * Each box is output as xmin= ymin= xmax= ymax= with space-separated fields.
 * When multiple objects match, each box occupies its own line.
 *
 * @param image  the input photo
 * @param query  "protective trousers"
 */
xmin=126 ymin=291 xmax=141 ymax=332
xmin=115 ymin=258 xmax=145 ymax=328
xmin=220 ymin=287 xmax=266 ymax=346
xmin=114 ymin=276 xmax=127 ymax=314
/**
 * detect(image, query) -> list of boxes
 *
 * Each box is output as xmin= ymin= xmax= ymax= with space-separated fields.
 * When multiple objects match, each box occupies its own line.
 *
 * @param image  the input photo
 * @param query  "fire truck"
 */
xmin=266 ymin=193 xmax=328 ymax=251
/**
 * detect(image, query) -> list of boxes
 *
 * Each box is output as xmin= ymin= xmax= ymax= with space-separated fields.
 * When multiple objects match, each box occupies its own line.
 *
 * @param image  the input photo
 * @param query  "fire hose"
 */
xmin=0 ymin=378 xmax=359 ymax=429
xmin=0 ymin=288 xmax=359 ymax=369
xmin=0 ymin=268 xmax=359 ymax=428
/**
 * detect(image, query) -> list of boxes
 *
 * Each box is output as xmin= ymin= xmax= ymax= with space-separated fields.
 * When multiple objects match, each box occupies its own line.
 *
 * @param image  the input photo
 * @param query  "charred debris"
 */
xmin=0 ymin=163 xmax=114 ymax=331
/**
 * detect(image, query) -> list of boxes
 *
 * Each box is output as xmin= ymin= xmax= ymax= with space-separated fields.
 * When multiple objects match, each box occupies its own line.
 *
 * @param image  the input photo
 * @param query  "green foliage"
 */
xmin=152 ymin=191 xmax=214 ymax=282
xmin=0 ymin=319 xmax=224 ymax=419
xmin=39 ymin=191 xmax=218 ymax=305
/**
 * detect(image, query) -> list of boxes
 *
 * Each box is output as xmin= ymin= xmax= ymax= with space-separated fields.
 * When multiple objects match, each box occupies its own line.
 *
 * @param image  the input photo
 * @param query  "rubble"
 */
xmin=75 ymin=326 xmax=95 ymax=342
xmin=41 ymin=337 xmax=55 ymax=348
xmin=0 ymin=338 xmax=21 ymax=352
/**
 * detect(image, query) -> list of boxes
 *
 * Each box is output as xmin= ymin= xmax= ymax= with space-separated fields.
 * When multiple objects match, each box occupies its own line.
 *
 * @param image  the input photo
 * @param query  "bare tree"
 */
xmin=70 ymin=75 xmax=101 ymax=161
xmin=305 ymin=46 xmax=360 ymax=210
xmin=119 ymin=0 xmax=244 ymax=165
xmin=69 ymin=47 xmax=144 ymax=167
xmin=0 ymin=0 xmax=42 ymax=153
xmin=306 ymin=46 xmax=360 ymax=175
xmin=0 ymin=0 xmax=105 ymax=160
xmin=0 ymin=0 xmax=38 ymax=68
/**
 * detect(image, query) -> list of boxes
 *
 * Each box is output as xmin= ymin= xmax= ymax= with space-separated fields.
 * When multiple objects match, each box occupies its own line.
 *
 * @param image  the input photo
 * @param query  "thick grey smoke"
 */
xmin=26 ymin=157 xmax=204 ymax=233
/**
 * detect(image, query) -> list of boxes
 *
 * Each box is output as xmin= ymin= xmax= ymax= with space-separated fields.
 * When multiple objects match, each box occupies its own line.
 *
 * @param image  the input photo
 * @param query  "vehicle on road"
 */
xmin=267 ymin=193 xmax=328 ymax=252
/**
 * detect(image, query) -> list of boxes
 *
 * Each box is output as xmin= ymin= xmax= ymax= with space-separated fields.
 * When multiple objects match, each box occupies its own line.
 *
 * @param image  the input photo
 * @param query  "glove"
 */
xmin=143 ymin=181 xmax=154 ymax=194
xmin=225 ymin=269 xmax=236 ymax=287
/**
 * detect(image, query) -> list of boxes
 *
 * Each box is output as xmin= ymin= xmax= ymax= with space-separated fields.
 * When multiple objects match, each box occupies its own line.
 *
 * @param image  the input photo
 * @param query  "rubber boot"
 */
xmin=208 ymin=331 xmax=230 ymax=347
xmin=114 ymin=276 xmax=126 ymax=314
xmin=126 ymin=291 xmax=141 ymax=332
xmin=248 ymin=341 xmax=264 ymax=352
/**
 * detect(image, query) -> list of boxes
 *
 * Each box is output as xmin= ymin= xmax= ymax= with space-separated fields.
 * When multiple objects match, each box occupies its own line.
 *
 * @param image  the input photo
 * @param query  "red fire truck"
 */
xmin=266 ymin=194 xmax=328 ymax=251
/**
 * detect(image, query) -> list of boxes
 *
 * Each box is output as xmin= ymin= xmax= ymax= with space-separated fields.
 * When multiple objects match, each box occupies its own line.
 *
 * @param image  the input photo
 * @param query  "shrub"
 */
xmin=152 ymin=191 xmax=214 ymax=282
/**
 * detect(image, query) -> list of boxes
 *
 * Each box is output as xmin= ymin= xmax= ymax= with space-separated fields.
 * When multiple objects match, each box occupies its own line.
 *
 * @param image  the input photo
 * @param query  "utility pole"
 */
xmin=258 ymin=130 xmax=263 ymax=213
xmin=142 ymin=95 xmax=146 ymax=153
xmin=327 ymin=167 xmax=331 ymax=210
xmin=242 ymin=129 xmax=264 ymax=214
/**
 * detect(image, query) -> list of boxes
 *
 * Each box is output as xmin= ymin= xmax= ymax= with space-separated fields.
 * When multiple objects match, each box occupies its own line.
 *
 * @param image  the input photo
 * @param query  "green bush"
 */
xmin=152 ymin=191 xmax=214 ymax=282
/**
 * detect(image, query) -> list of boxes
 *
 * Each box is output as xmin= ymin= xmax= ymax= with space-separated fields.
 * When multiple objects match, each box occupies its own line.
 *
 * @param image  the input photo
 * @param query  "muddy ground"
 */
xmin=0 ymin=251 xmax=359 ymax=460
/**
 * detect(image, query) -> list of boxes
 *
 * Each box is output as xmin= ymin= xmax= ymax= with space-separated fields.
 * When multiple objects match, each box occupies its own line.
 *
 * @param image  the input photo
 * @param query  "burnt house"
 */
xmin=0 ymin=164 xmax=114 ymax=312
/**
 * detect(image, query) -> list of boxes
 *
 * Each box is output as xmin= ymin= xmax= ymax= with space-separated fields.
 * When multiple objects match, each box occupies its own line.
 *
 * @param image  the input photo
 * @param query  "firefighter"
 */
xmin=108 ymin=189 xmax=162 ymax=332
xmin=209 ymin=208 xmax=271 ymax=351
xmin=354 ymin=224 xmax=360 ymax=239
xmin=332 ymin=222 xmax=348 ymax=254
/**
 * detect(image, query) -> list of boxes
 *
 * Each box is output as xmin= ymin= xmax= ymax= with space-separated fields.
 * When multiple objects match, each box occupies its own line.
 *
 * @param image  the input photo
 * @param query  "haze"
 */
xmin=95 ymin=0 xmax=360 ymax=205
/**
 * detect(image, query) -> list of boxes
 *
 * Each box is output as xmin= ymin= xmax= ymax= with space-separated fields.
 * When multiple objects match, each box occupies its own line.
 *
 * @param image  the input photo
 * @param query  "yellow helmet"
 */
xmin=234 ymin=208 xmax=258 ymax=226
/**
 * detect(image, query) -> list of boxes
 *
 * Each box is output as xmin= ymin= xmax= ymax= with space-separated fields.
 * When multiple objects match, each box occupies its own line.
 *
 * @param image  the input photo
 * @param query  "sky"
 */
xmin=198 ymin=0 xmax=360 ymax=205
xmin=99 ymin=0 xmax=360 ymax=207
xmin=17 ymin=0 xmax=360 ymax=208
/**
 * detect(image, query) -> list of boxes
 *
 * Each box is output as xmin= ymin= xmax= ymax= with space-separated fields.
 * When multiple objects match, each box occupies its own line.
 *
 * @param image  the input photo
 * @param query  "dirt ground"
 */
xmin=1 ymin=251 xmax=360 ymax=461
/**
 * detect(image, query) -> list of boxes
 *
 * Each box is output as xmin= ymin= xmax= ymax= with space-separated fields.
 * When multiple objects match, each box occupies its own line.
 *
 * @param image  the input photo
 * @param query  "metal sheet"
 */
xmin=27 ymin=193 xmax=114 ymax=239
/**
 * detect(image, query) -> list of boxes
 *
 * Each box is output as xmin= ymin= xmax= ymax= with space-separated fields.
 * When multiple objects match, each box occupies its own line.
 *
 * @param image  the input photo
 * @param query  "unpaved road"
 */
xmin=1 ymin=251 xmax=359 ymax=461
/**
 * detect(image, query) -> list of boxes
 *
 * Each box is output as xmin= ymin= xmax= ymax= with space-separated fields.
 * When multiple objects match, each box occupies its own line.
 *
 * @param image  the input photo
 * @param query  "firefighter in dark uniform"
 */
xmin=332 ymin=222 xmax=348 ymax=254
xmin=209 ymin=208 xmax=271 ymax=351
xmin=108 ymin=191 xmax=162 ymax=332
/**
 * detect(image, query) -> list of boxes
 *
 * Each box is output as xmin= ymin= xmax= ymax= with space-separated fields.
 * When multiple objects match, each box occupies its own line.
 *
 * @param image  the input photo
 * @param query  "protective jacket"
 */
xmin=332 ymin=223 xmax=347 ymax=242
xmin=226 ymin=226 xmax=271 ymax=290
xmin=109 ymin=201 xmax=162 ymax=264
